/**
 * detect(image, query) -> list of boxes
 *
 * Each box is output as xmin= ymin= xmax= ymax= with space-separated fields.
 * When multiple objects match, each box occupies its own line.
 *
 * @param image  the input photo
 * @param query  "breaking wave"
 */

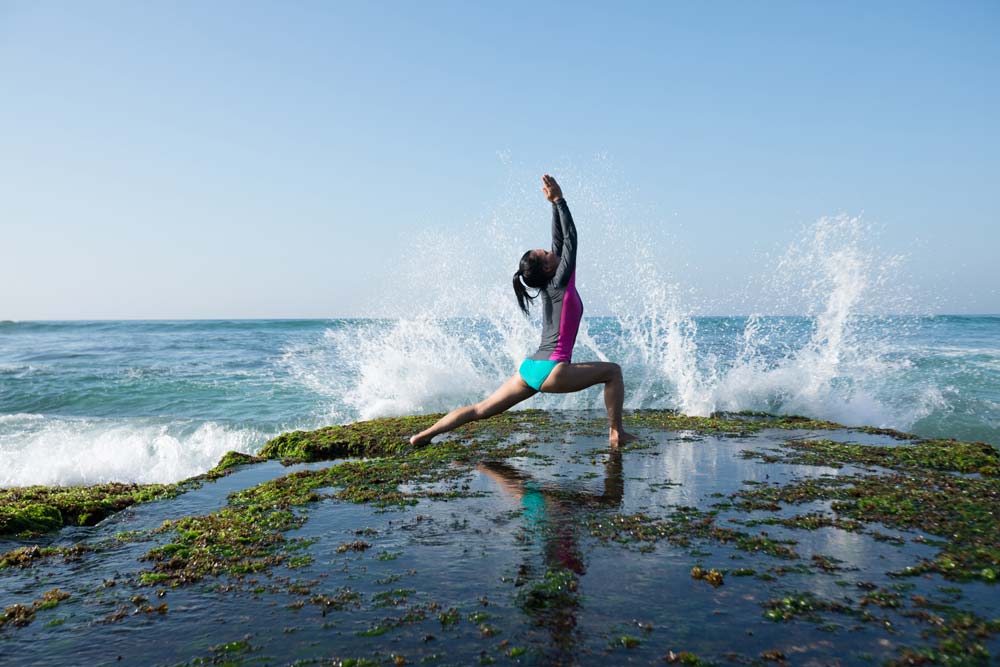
xmin=0 ymin=414 xmax=264 ymax=486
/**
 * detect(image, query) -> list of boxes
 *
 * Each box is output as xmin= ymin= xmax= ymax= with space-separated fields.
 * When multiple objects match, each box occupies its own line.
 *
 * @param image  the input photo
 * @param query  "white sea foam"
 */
xmin=0 ymin=414 xmax=264 ymax=486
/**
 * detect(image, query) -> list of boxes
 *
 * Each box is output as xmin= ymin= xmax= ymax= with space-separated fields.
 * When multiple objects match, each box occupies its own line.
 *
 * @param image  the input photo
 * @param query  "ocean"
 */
xmin=1 ymin=313 xmax=997 ymax=487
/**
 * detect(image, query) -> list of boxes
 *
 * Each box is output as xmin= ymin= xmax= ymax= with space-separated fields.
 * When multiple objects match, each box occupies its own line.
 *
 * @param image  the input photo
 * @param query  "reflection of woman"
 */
xmin=410 ymin=175 xmax=636 ymax=448
xmin=477 ymin=451 xmax=624 ymax=651
xmin=480 ymin=452 xmax=623 ymax=573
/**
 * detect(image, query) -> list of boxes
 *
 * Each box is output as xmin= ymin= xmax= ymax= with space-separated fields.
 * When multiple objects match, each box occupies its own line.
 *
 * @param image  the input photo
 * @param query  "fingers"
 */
xmin=541 ymin=174 xmax=560 ymax=201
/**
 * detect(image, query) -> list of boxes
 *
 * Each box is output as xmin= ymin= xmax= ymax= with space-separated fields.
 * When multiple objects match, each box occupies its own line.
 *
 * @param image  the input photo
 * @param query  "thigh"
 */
xmin=540 ymin=362 xmax=613 ymax=394
xmin=477 ymin=372 xmax=538 ymax=417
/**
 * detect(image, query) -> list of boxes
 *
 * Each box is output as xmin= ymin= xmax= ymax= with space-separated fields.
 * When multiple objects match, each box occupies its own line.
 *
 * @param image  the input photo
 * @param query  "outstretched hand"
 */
xmin=542 ymin=174 xmax=563 ymax=203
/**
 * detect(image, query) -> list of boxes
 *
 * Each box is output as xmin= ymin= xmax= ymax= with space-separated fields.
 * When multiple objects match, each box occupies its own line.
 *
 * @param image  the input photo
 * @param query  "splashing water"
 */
xmin=3 ymin=171 xmax=991 ymax=487
xmin=298 ymin=188 xmax=940 ymax=432
xmin=696 ymin=215 xmax=921 ymax=425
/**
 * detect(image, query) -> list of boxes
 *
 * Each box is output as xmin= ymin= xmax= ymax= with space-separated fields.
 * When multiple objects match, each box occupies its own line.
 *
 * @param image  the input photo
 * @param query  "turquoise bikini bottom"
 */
xmin=518 ymin=358 xmax=560 ymax=391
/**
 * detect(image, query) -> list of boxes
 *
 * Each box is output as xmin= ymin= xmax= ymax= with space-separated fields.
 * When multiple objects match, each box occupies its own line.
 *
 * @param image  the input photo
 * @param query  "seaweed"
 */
xmin=734 ymin=469 xmax=1000 ymax=581
xmin=0 ymin=483 xmax=178 ymax=536
xmin=0 ymin=588 xmax=71 ymax=630
xmin=5 ymin=409 xmax=1000 ymax=664
xmin=752 ymin=437 xmax=1000 ymax=476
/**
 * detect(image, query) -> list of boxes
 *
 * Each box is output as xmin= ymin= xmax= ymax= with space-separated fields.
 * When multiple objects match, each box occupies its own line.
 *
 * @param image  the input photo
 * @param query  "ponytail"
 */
xmin=512 ymin=250 xmax=547 ymax=316
xmin=513 ymin=271 xmax=536 ymax=315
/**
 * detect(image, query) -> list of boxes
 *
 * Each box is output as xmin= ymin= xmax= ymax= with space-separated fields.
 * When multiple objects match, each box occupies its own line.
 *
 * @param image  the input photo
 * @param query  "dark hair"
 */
xmin=512 ymin=250 xmax=549 ymax=315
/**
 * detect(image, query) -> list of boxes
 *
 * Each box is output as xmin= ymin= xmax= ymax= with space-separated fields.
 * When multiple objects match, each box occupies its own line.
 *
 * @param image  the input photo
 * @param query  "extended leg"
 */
xmin=540 ymin=362 xmax=637 ymax=447
xmin=410 ymin=373 xmax=537 ymax=446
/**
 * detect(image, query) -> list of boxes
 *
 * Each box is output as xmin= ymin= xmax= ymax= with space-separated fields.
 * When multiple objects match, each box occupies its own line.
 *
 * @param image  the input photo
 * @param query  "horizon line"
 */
xmin=4 ymin=313 xmax=998 ymax=323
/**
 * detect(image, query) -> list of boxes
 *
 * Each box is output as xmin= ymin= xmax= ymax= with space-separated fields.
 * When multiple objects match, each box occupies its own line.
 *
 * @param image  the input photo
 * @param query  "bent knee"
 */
xmin=608 ymin=363 xmax=623 ymax=380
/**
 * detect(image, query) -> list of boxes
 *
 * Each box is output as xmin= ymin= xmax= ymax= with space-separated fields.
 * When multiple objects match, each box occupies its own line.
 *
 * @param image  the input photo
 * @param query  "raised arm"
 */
xmin=542 ymin=174 xmax=577 ymax=288
xmin=551 ymin=199 xmax=577 ymax=288
xmin=550 ymin=199 xmax=564 ymax=257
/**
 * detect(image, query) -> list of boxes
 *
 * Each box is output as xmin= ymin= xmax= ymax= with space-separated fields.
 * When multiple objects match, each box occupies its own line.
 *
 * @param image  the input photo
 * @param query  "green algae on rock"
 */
xmin=887 ymin=610 xmax=1000 ymax=666
xmin=140 ymin=497 xmax=312 ymax=586
xmin=585 ymin=508 xmax=798 ymax=561
xmin=4 ymin=409 xmax=987 ymax=543
xmin=517 ymin=568 xmax=579 ymax=612
xmin=0 ymin=453 xmax=273 ymax=539
xmin=138 ymin=420 xmax=543 ymax=586
xmin=0 ymin=431 xmax=403 ymax=545
xmin=257 ymin=409 xmax=563 ymax=464
xmin=258 ymin=414 xmax=439 ymax=462
xmin=0 ymin=483 xmax=178 ymax=537
xmin=737 ymin=512 xmax=866 ymax=533
xmin=743 ymin=437 xmax=1000 ymax=476
xmin=626 ymin=410 xmax=846 ymax=435
xmin=734 ymin=470 xmax=1000 ymax=582
xmin=0 ymin=588 xmax=70 ymax=631
xmin=205 ymin=451 xmax=267 ymax=478
xmin=762 ymin=591 xmax=858 ymax=623
xmin=0 ymin=410 xmax=853 ymax=540
xmin=665 ymin=650 xmax=709 ymax=665
xmin=0 ymin=543 xmax=92 ymax=571
xmin=690 ymin=566 xmax=724 ymax=587
xmin=5 ymin=409 xmax=1000 ymax=665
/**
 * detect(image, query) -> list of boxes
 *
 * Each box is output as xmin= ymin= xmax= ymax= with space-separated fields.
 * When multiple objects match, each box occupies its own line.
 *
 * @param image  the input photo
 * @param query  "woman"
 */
xmin=410 ymin=174 xmax=636 ymax=447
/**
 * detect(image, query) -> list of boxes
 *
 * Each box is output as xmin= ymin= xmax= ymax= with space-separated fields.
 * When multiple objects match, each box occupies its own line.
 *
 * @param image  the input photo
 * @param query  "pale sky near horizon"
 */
xmin=1 ymin=1 xmax=997 ymax=319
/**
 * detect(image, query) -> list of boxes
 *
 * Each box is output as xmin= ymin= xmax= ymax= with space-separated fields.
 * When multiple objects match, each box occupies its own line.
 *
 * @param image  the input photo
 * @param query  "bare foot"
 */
xmin=609 ymin=429 xmax=638 ymax=447
xmin=409 ymin=433 xmax=432 ymax=447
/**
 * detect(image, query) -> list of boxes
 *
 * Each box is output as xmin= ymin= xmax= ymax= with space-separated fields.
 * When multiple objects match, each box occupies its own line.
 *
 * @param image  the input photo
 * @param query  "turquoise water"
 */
xmin=0 ymin=315 xmax=997 ymax=486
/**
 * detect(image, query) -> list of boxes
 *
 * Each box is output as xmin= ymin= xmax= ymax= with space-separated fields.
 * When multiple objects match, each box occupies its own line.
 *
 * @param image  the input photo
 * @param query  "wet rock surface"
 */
xmin=1 ymin=410 xmax=998 ymax=666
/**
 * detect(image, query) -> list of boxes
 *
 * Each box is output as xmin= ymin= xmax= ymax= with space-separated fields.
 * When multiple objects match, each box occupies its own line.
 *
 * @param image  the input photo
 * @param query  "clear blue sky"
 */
xmin=1 ymin=1 xmax=997 ymax=319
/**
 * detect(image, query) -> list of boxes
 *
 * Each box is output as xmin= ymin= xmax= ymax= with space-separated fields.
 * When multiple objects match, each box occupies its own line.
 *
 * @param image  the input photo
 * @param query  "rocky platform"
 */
xmin=1 ymin=410 xmax=998 ymax=666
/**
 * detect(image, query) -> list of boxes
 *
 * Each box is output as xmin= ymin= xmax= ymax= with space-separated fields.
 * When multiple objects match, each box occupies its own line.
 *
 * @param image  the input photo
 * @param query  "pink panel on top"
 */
xmin=549 ymin=272 xmax=583 ymax=363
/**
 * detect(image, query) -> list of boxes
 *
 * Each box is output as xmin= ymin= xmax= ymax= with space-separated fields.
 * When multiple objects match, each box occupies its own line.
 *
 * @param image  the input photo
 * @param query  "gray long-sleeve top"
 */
xmin=529 ymin=199 xmax=584 ymax=362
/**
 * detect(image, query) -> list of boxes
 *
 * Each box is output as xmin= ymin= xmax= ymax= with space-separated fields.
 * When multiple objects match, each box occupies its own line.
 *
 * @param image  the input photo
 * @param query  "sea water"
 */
xmin=1 ymin=212 xmax=997 ymax=486
xmin=1 ymin=312 xmax=996 ymax=487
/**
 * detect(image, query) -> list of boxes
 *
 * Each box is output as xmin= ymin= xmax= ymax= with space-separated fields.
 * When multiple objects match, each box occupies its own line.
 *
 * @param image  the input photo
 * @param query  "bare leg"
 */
xmin=410 ymin=373 xmax=537 ymax=446
xmin=540 ymin=362 xmax=637 ymax=447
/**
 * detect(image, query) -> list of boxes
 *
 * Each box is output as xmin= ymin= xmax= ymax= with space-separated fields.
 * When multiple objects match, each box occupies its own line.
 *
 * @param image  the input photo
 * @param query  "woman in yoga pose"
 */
xmin=410 ymin=174 xmax=636 ymax=447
